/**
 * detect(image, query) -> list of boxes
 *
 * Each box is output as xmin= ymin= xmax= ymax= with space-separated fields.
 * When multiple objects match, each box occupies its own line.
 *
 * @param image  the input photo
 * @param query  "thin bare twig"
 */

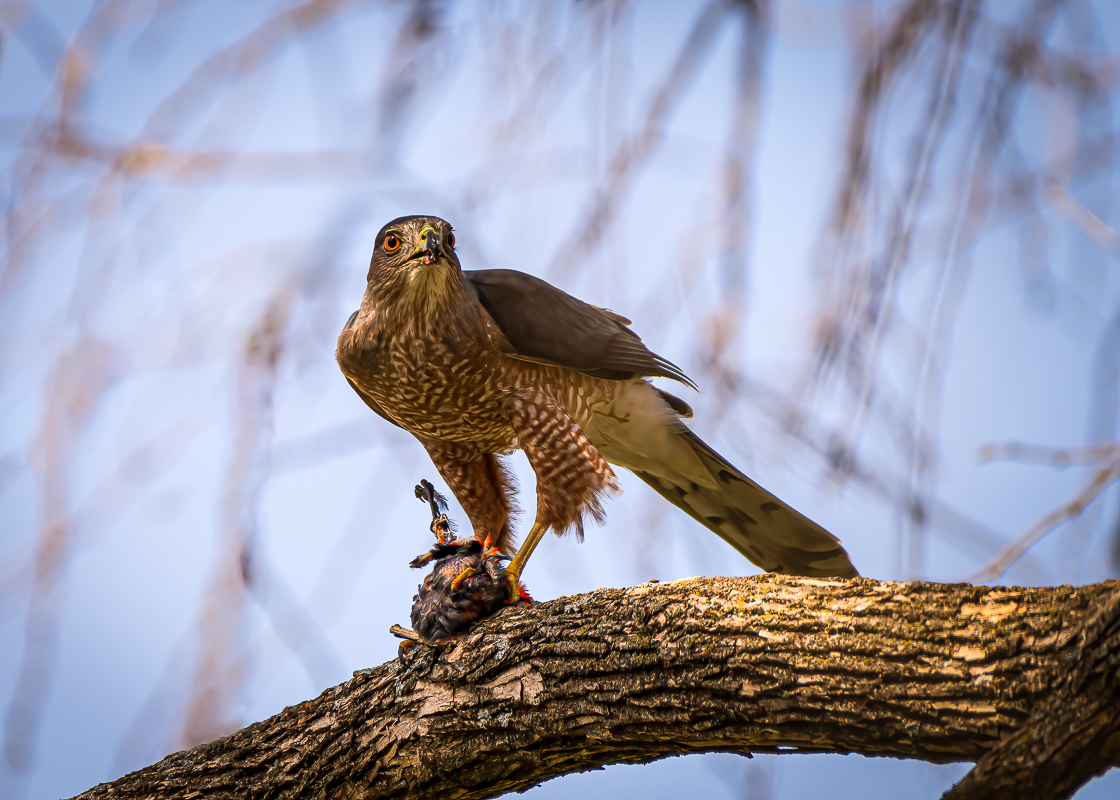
xmin=547 ymin=0 xmax=727 ymax=281
xmin=970 ymin=455 xmax=1120 ymax=582
xmin=1046 ymin=177 xmax=1120 ymax=254
xmin=980 ymin=441 xmax=1120 ymax=467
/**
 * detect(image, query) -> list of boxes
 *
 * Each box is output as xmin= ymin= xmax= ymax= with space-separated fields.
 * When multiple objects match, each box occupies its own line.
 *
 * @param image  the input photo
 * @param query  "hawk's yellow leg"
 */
xmin=505 ymin=521 xmax=547 ymax=602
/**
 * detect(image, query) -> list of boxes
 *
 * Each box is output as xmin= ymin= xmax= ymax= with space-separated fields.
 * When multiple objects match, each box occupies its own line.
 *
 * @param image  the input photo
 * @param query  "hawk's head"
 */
xmin=367 ymin=215 xmax=463 ymax=312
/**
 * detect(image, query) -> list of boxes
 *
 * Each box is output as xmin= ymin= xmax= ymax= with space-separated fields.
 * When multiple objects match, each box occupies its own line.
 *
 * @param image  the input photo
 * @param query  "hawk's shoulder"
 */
xmin=465 ymin=269 xmax=696 ymax=389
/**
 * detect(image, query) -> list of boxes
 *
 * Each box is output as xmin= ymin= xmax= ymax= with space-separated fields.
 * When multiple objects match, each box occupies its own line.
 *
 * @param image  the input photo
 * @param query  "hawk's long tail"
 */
xmin=633 ymin=428 xmax=858 ymax=578
xmin=587 ymin=381 xmax=858 ymax=579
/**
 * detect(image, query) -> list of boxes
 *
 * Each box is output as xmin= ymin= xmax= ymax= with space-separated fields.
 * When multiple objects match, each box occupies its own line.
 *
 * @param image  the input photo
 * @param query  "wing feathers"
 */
xmin=466 ymin=269 xmax=696 ymax=389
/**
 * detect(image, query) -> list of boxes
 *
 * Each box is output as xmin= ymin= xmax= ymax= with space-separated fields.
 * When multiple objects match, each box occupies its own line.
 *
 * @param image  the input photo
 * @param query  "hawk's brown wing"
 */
xmin=466 ymin=269 xmax=697 ymax=390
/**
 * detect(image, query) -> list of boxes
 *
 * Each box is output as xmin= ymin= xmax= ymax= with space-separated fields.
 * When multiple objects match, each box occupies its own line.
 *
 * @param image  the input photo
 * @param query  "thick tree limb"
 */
xmin=73 ymin=575 xmax=1119 ymax=800
xmin=941 ymin=586 xmax=1120 ymax=799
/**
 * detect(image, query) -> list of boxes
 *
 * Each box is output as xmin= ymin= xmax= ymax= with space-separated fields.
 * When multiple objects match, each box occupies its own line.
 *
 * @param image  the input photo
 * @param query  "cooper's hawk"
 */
xmin=337 ymin=215 xmax=858 ymax=595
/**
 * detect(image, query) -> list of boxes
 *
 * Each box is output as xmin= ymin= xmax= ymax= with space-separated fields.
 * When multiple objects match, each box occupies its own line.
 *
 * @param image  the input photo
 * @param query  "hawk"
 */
xmin=337 ymin=215 xmax=858 ymax=596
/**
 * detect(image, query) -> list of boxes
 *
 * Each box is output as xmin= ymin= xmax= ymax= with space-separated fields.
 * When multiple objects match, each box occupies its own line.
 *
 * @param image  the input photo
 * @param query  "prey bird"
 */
xmin=409 ymin=536 xmax=515 ymax=642
xmin=407 ymin=478 xmax=529 ymax=643
xmin=337 ymin=215 xmax=858 ymax=597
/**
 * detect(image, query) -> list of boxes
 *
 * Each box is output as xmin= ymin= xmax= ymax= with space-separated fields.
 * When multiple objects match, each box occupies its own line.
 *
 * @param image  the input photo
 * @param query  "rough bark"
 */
xmin=73 ymin=575 xmax=1120 ymax=800
xmin=940 ymin=586 xmax=1120 ymax=799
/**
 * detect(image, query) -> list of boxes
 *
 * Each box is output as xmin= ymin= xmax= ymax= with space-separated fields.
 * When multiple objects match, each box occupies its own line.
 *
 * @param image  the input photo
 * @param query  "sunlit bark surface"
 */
xmin=72 ymin=575 xmax=1119 ymax=800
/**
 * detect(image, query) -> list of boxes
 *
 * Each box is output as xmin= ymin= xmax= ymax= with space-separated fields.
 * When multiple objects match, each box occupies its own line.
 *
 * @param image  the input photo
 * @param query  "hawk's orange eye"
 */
xmin=447 ymin=232 xmax=456 ymax=248
xmin=384 ymin=234 xmax=401 ymax=252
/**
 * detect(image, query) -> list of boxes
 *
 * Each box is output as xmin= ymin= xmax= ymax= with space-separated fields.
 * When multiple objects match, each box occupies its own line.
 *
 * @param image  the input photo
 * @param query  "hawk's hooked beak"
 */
xmin=417 ymin=229 xmax=444 ymax=265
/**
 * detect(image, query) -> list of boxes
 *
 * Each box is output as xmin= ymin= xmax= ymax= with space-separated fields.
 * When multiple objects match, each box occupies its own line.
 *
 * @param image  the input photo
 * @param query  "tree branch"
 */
xmin=73 ymin=575 xmax=1120 ymax=800
xmin=942 ymin=587 xmax=1120 ymax=799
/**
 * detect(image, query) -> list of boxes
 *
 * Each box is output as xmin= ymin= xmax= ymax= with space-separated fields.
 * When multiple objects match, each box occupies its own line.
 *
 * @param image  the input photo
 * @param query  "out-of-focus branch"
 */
xmin=1046 ymin=178 xmax=1120 ymax=254
xmin=980 ymin=441 xmax=1120 ymax=468
xmin=549 ymin=0 xmax=727 ymax=281
xmin=799 ymin=0 xmax=1096 ymax=582
xmin=971 ymin=452 xmax=1120 ymax=583
xmin=176 ymin=297 xmax=291 ymax=750
xmin=699 ymin=0 xmax=769 ymax=399
xmin=3 ymin=337 xmax=118 ymax=774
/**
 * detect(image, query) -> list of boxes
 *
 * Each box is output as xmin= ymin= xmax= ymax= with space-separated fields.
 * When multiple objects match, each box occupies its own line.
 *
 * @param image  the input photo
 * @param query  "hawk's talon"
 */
xmin=503 ymin=520 xmax=546 ymax=603
xmin=504 ymin=579 xmax=532 ymax=605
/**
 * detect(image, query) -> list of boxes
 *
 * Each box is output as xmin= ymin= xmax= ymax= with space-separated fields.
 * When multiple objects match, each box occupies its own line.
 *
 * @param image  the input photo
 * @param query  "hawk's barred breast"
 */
xmin=342 ymin=313 xmax=620 ymax=453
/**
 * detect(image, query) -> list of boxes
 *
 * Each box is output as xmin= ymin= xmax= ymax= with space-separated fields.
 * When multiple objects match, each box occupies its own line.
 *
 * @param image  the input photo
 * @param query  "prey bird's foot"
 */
xmin=415 ymin=478 xmax=454 ymax=543
xmin=408 ymin=479 xmax=466 ymax=567
xmin=449 ymin=564 xmax=476 ymax=592
xmin=414 ymin=479 xmax=449 ymax=516
xmin=430 ymin=513 xmax=453 ymax=543
xmin=390 ymin=623 xmax=422 ymax=656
